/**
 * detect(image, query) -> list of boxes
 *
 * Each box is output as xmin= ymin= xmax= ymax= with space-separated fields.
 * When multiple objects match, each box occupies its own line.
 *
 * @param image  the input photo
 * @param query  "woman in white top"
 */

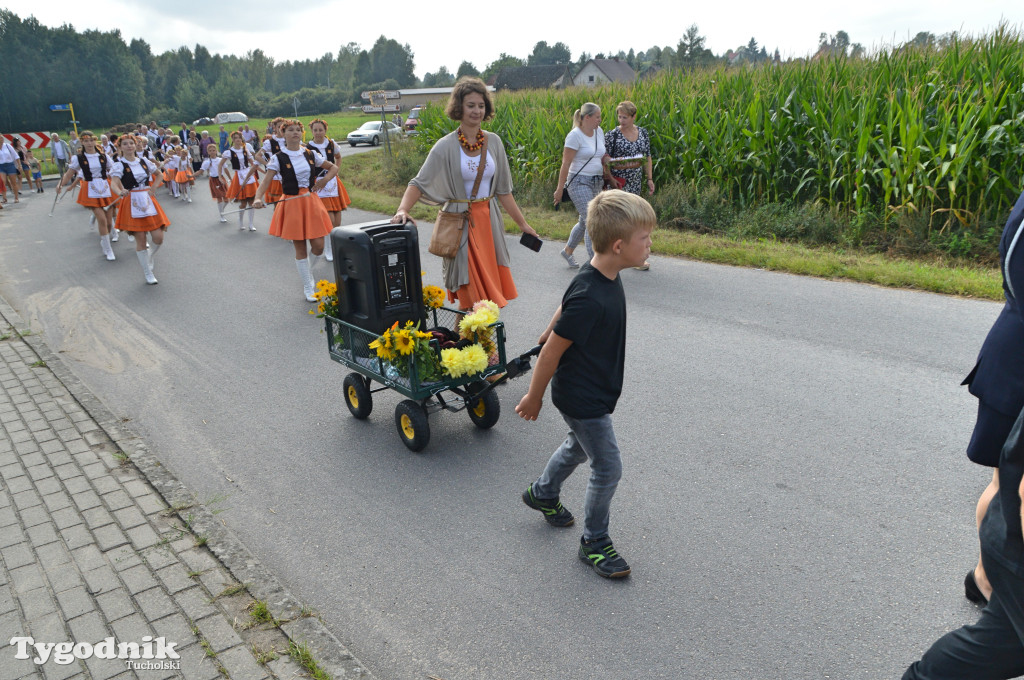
xmin=254 ymin=118 xmax=286 ymax=204
xmin=110 ymin=135 xmax=170 ymax=284
xmin=0 ymin=132 xmax=22 ymax=205
xmin=218 ymin=132 xmax=259 ymax=231
xmin=58 ymin=131 xmax=119 ymax=261
xmin=553 ymin=102 xmax=605 ymax=267
xmin=305 ymin=119 xmax=352 ymax=262
xmin=199 ymin=142 xmax=229 ymax=222
xmin=253 ymin=119 xmax=338 ymax=302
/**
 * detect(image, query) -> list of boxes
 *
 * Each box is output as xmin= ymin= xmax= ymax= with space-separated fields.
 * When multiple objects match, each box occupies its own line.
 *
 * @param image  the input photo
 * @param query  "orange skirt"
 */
xmin=320 ymin=180 xmax=352 ymax=212
xmin=114 ymin=192 xmax=171 ymax=232
xmin=208 ymin=176 xmax=227 ymax=199
xmin=268 ymin=189 xmax=332 ymax=241
xmin=266 ymin=177 xmax=283 ymax=203
xmin=163 ymin=168 xmax=175 ymax=183
xmin=226 ymin=173 xmax=257 ymax=200
xmin=447 ymin=201 xmax=517 ymax=310
xmin=76 ymin=180 xmax=117 ymax=208
xmin=174 ymin=168 xmax=194 ymax=183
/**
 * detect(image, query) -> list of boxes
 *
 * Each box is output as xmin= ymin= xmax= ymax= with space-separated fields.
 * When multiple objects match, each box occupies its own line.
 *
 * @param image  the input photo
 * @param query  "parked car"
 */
xmin=404 ymin=107 xmax=422 ymax=133
xmin=214 ymin=111 xmax=249 ymax=124
xmin=193 ymin=117 xmax=214 ymax=126
xmin=346 ymin=121 xmax=402 ymax=147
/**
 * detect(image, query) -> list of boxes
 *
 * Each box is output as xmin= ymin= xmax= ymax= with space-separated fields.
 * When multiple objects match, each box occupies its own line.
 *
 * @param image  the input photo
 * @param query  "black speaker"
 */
xmin=330 ymin=220 xmax=425 ymax=335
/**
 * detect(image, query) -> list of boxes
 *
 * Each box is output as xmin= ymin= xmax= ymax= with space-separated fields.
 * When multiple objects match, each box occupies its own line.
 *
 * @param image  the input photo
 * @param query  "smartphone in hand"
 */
xmin=520 ymin=233 xmax=542 ymax=252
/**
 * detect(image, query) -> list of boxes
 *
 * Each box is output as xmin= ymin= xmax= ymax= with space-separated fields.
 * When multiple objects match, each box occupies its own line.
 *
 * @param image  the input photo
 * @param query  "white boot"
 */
xmin=127 ymin=231 xmax=135 ymax=242
xmin=248 ymin=207 xmax=256 ymax=231
xmin=238 ymin=208 xmax=246 ymax=230
xmin=324 ymin=233 xmax=334 ymax=262
xmin=218 ymin=203 xmax=227 ymax=223
xmin=100 ymin=234 xmax=115 ymax=261
xmin=296 ymin=258 xmax=316 ymax=302
xmin=136 ymin=250 xmax=157 ymax=284
xmin=148 ymin=242 xmax=161 ymax=271
xmin=186 ymin=185 xmax=192 ymax=203
xmin=309 ymin=252 xmax=321 ymax=270
xmin=111 ymin=227 xmax=119 ymax=242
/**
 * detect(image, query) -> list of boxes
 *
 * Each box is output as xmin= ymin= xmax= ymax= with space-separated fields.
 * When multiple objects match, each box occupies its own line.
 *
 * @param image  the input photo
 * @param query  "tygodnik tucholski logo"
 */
xmin=10 ymin=635 xmax=181 ymax=670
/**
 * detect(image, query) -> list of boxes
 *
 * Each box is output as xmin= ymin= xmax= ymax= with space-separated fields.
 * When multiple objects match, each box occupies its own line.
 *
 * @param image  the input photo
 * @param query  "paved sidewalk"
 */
xmin=0 ymin=297 xmax=373 ymax=679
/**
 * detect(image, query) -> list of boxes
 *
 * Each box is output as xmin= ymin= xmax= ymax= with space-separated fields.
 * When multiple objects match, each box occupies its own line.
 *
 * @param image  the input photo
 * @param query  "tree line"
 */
xmin=0 ymin=8 xmax=960 ymax=132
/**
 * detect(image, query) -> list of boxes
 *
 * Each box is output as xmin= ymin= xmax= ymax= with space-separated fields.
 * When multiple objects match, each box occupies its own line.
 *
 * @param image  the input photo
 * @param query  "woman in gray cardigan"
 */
xmin=392 ymin=76 xmax=538 ymax=309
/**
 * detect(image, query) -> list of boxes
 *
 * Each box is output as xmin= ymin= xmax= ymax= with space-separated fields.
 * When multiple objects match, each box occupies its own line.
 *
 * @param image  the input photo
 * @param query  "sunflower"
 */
xmin=394 ymin=329 xmax=415 ymax=355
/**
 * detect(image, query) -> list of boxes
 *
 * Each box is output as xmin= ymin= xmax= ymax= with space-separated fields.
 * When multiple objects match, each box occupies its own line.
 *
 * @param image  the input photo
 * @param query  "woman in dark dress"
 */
xmin=603 ymin=100 xmax=654 ymax=270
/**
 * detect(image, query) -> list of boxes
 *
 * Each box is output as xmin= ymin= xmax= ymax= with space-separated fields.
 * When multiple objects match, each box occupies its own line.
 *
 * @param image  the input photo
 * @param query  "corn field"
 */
xmin=417 ymin=27 xmax=1024 ymax=234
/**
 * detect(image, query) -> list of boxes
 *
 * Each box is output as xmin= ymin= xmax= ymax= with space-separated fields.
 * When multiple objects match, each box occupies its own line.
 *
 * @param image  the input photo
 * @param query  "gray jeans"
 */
xmin=565 ymin=175 xmax=602 ymax=259
xmin=532 ymin=412 xmax=622 ymax=541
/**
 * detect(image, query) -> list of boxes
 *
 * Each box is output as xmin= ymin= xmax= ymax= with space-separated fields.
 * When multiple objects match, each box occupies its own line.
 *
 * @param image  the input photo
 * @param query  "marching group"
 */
xmin=2 ymin=117 xmax=353 ymax=293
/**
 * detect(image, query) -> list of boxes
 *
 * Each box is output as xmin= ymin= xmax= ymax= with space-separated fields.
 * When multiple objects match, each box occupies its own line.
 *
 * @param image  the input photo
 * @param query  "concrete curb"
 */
xmin=0 ymin=295 xmax=375 ymax=680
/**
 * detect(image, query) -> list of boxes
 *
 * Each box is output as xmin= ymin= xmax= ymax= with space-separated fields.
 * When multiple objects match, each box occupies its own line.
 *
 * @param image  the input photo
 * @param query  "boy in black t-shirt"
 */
xmin=515 ymin=190 xmax=655 ymax=578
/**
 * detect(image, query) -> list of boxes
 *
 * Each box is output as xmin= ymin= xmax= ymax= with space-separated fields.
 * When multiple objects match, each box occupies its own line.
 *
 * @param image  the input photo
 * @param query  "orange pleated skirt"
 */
xmin=226 ymin=173 xmax=257 ymax=200
xmin=174 ymin=168 xmax=194 ymax=183
xmin=114 ymin=192 xmax=171 ymax=233
xmin=266 ymin=177 xmax=283 ymax=203
xmin=447 ymin=201 xmax=517 ymax=310
xmin=76 ymin=180 xmax=117 ymax=208
xmin=163 ymin=168 xmax=176 ymax=183
xmin=268 ymin=189 xmax=332 ymax=241
xmin=319 ymin=180 xmax=352 ymax=212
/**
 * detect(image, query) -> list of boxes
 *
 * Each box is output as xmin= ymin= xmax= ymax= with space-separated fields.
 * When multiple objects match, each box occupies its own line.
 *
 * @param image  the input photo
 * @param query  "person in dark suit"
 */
xmin=902 ymin=404 xmax=1024 ymax=678
xmin=961 ymin=190 xmax=1024 ymax=606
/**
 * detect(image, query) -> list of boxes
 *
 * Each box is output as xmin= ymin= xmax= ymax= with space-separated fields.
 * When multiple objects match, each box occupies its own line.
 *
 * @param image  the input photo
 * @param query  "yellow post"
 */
xmin=69 ymin=103 xmax=79 ymax=135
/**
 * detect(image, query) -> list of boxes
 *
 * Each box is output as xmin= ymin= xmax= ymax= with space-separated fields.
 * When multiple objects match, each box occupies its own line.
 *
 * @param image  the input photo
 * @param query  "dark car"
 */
xmin=193 ymin=117 xmax=214 ymax=126
xmin=404 ymin=107 xmax=422 ymax=133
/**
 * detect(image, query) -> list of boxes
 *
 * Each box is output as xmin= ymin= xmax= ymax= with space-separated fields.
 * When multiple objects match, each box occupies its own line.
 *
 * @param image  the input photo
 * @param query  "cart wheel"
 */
xmin=395 ymin=400 xmax=430 ymax=452
xmin=343 ymin=373 xmax=372 ymax=419
xmin=467 ymin=388 xmax=500 ymax=429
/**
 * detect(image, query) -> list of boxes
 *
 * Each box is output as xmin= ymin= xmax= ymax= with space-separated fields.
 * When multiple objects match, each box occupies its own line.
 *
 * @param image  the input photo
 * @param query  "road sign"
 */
xmin=49 ymin=104 xmax=70 ymax=111
xmin=2 ymin=132 xmax=51 ymax=149
xmin=360 ymin=90 xmax=401 ymax=101
xmin=361 ymin=105 xmax=401 ymax=114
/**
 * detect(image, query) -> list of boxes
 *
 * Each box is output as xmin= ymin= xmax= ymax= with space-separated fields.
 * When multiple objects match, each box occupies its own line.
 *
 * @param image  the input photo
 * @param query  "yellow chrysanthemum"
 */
xmin=440 ymin=348 xmax=467 ymax=378
xmin=460 ymin=343 xmax=488 ymax=375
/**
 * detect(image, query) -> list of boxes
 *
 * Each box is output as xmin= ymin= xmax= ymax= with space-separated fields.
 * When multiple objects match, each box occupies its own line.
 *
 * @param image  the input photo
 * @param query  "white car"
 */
xmin=346 ymin=121 xmax=401 ymax=147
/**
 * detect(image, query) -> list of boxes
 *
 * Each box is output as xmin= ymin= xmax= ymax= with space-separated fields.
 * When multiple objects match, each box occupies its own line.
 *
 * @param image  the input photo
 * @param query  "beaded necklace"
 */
xmin=457 ymin=128 xmax=485 ymax=152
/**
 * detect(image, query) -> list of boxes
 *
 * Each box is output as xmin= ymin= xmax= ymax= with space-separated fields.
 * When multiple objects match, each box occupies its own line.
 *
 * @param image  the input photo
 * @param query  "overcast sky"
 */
xmin=7 ymin=1 xmax=1015 ymax=78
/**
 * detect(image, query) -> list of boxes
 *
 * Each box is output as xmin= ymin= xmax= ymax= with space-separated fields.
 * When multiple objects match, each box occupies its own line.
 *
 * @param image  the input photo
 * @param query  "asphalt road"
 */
xmin=0 ymin=171 xmax=1005 ymax=679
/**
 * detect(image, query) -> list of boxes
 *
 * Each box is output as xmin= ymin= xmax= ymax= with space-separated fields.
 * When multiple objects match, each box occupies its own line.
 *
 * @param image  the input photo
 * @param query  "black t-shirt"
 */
xmin=551 ymin=262 xmax=627 ymax=419
xmin=980 ymin=407 xmax=1024 ymax=578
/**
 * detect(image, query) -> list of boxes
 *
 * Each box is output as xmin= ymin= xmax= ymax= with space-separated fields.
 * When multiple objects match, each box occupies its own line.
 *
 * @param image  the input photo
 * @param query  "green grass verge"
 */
xmin=338 ymin=152 xmax=1003 ymax=301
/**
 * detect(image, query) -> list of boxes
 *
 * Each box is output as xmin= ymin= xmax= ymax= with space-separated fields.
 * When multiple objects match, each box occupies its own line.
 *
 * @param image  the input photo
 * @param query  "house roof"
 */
xmin=493 ymin=65 xmax=573 ymax=90
xmin=585 ymin=58 xmax=636 ymax=83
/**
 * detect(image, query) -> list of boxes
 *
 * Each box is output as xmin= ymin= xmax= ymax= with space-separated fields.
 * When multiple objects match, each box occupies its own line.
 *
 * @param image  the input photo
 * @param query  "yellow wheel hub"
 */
xmin=400 ymin=414 xmax=415 ymax=439
xmin=472 ymin=399 xmax=487 ymax=418
xmin=347 ymin=385 xmax=359 ymax=408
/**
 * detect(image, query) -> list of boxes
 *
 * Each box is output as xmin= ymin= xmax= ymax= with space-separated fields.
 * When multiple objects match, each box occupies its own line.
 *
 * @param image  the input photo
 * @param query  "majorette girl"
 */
xmin=109 ymin=135 xmax=171 ymax=285
xmin=253 ymin=119 xmax=338 ymax=302
xmin=218 ymin=131 xmax=259 ymax=231
xmin=162 ymin=138 xmax=180 ymax=198
xmin=173 ymin=146 xmax=195 ymax=203
xmin=199 ymin=142 xmax=229 ymax=222
xmin=253 ymin=117 xmax=286 ymax=205
xmin=305 ymin=119 xmax=352 ymax=262
xmin=57 ymin=130 xmax=119 ymax=261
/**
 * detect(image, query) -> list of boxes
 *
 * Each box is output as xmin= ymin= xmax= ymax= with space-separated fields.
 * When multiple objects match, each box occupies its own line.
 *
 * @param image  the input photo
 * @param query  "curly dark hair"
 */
xmin=445 ymin=76 xmax=495 ymax=122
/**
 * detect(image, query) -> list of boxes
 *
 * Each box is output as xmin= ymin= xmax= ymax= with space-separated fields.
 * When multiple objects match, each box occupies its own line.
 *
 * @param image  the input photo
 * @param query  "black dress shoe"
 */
xmin=965 ymin=570 xmax=989 ymax=606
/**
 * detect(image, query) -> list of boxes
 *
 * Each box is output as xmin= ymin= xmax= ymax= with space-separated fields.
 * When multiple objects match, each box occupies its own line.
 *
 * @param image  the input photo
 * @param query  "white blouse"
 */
xmin=266 ymin=147 xmax=327 ymax=187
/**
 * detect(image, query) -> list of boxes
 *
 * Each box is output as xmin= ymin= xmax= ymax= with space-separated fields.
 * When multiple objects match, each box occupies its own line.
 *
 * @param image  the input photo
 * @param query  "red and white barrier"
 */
xmin=2 ymin=132 xmax=51 ymax=149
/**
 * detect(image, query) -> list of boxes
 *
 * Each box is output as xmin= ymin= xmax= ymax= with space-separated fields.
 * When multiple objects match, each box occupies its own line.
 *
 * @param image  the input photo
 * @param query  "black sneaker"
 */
xmin=578 ymin=537 xmax=631 ymax=578
xmin=522 ymin=485 xmax=574 ymax=527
